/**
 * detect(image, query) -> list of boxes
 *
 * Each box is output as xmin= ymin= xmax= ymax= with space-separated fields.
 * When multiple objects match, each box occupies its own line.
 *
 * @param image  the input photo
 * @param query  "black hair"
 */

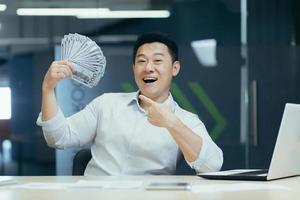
xmin=133 ymin=32 xmax=178 ymax=63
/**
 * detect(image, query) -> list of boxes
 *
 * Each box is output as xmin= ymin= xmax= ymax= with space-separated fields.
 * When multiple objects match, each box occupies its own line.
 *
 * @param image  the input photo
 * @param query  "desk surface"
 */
xmin=0 ymin=175 xmax=299 ymax=200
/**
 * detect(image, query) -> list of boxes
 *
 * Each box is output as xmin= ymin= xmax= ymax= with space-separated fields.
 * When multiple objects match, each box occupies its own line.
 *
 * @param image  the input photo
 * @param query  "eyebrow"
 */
xmin=136 ymin=53 xmax=165 ymax=58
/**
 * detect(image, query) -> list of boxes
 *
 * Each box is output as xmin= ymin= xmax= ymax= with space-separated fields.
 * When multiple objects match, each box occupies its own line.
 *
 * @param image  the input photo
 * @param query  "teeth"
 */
xmin=143 ymin=77 xmax=156 ymax=81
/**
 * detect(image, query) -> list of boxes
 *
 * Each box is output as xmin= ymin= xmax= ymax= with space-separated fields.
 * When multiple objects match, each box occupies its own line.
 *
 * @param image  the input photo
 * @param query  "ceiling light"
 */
xmin=0 ymin=4 xmax=7 ymax=12
xmin=77 ymin=10 xmax=170 ymax=19
xmin=16 ymin=8 xmax=109 ymax=16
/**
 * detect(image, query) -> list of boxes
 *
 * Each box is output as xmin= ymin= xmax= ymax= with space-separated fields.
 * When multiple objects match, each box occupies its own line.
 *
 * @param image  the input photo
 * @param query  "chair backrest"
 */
xmin=0 ymin=120 xmax=11 ymax=140
xmin=175 ymin=155 xmax=196 ymax=175
xmin=72 ymin=149 xmax=92 ymax=175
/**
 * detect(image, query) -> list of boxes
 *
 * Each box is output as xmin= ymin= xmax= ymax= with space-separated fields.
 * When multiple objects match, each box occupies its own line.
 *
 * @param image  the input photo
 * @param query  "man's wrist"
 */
xmin=42 ymin=81 xmax=55 ymax=94
xmin=166 ymin=115 xmax=181 ymax=131
xmin=42 ymin=86 xmax=56 ymax=99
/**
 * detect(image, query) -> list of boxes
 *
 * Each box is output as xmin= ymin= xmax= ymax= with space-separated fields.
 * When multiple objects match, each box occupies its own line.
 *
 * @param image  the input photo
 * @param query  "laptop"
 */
xmin=198 ymin=103 xmax=300 ymax=181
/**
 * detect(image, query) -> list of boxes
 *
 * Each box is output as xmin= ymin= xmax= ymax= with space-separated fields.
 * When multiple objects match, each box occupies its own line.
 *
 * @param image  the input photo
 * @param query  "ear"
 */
xmin=172 ymin=61 xmax=180 ymax=77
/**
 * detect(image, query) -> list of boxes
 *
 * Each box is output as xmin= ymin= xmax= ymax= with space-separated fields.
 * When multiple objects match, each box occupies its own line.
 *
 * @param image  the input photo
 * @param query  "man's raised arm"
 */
xmin=41 ymin=60 xmax=73 ymax=121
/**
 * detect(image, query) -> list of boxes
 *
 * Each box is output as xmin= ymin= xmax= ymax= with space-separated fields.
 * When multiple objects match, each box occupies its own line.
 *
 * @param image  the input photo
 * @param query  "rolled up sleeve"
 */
xmin=36 ymin=96 xmax=100 ymax=149
xmin=36 ymin=108 xmax=69 ymax=148
xmin=185 ymin=122 xmax=223 ymax=173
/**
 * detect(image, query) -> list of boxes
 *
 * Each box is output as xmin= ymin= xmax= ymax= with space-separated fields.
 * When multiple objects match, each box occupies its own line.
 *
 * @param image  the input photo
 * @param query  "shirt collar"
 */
xmin=127 ymin=91 xmax=176 ymax=113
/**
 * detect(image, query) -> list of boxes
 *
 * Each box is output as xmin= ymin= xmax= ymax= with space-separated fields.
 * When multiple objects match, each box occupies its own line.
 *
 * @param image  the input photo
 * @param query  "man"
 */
xmin=37 ymin=32 xmax=223 ymax=175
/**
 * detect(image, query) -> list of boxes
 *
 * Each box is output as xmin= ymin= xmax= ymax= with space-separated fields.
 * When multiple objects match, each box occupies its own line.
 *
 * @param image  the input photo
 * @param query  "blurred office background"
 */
xmin=0 ymin=0 xmax=299 ymax=175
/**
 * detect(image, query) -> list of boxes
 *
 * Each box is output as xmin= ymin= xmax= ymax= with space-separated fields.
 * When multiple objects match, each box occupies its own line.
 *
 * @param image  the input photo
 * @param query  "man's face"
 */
xmin=133 ymin=42 xmax=180 ymax=102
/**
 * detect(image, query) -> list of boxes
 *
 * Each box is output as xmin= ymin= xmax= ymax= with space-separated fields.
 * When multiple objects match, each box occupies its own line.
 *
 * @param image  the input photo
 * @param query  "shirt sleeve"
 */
xmin=36 ymin=96 xmax=101 ymax=149
xmin=185 ymin=121 xmax=223 ymax=173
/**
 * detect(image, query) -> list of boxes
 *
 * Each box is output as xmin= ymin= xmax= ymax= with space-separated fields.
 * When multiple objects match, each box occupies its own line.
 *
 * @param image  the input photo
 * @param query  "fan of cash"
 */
xmin=61 ymin=33 xmax=106 ymax=88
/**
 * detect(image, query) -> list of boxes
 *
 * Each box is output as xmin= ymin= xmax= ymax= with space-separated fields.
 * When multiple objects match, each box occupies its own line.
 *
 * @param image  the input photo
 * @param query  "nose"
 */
xmin=145 ymin=61 xmax=155 ymax=73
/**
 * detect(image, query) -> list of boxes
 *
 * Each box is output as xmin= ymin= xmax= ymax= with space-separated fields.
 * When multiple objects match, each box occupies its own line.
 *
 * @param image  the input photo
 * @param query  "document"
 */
xmin=10 ymin=180 xmax=143 ymax=190
xmin=0 ymin=177 xmax=17 ymax=186
xmin=10 ymin=182 xmax=75 ymax=190
xmin=75 ymin=180 xmax=143 ymax=189
xmin=191 ymin=183 xmax=291 ymax=193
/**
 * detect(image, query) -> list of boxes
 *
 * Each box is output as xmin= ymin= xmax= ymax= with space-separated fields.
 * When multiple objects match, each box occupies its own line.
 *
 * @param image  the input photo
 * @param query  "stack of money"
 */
xmin=61 ymin=33 xmax=106 ymax=88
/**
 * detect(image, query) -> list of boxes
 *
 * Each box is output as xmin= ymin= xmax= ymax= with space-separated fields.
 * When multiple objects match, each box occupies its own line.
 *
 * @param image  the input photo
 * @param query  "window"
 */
xmin=0 ymin=87 xmax=11 ymax=119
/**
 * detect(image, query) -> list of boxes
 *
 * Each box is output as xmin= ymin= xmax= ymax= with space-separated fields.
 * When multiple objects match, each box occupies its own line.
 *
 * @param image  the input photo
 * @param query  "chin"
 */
xmin=140 ymin=90 xmax=158 ymax=99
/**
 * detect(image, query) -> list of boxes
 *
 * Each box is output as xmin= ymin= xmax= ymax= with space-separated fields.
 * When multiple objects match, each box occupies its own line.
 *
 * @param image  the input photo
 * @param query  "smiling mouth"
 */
xmin=143 ymin=77 xmax=158 ymax=83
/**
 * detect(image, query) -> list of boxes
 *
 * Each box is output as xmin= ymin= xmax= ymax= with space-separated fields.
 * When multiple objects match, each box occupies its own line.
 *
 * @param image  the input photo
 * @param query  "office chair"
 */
xmin=72 ymin=149 xmax=92 ymax=176
xmin=72 ymin=148 xmax=196 ymax=175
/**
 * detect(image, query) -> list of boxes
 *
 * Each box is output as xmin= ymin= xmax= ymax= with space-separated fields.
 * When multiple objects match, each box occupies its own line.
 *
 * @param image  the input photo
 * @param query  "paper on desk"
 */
xmin=191 ymin=183 xmax=291 ymax=193
xmin=10 ymin=182 xmax=76 ymax=190
xmin=9 ymin=180 xmax=143 ymax=190
xmin=0 ymin=177 xmax=17 ymax=186
xmin=75 ymin=180 xmax=143 ymax=189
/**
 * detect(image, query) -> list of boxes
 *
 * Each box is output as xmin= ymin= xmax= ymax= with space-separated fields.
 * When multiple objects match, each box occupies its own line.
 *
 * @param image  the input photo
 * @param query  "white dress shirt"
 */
xmin=36 ymin=91 xmax=223 ymax=175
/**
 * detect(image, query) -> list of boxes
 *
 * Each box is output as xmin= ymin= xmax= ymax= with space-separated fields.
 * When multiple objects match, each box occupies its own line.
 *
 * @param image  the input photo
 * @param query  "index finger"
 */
xmin=139 ymin=95 xmax=155 ymax=106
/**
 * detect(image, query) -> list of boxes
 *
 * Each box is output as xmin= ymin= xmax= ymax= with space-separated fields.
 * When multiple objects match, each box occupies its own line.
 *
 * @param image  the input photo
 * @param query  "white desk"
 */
xmin=0 ymin=175 xmax=299 ymax=200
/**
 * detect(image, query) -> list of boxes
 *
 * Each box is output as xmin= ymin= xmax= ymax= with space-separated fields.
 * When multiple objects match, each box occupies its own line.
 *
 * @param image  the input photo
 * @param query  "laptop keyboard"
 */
xmin=233 ymin=169 xmax=269 ymax=176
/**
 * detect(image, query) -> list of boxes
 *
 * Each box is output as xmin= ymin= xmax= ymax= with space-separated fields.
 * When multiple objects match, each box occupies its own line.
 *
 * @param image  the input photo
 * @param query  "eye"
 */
xmin=154 ymin=59 xmax=162 ymax=63
xmin=137 ymin=59 xmax=146 ymax=63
